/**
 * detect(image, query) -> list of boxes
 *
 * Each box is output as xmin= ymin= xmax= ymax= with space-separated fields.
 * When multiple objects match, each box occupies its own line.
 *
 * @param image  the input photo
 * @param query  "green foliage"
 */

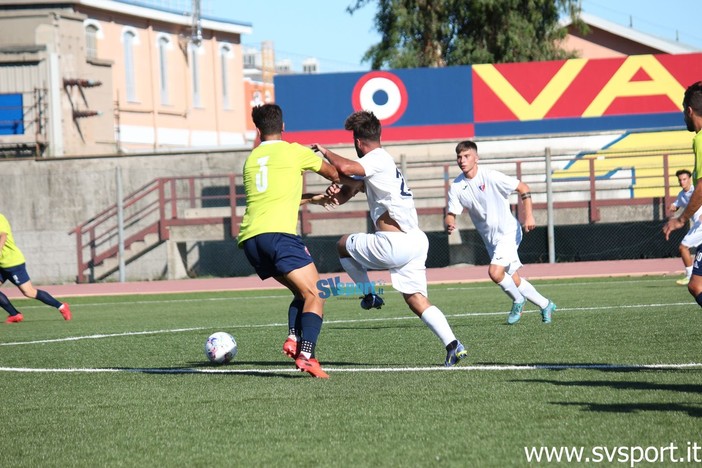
xmin=0 ymin=276 xmax=700 ymax=466
xmin=348 ymin=0 xmax=587 ymax=68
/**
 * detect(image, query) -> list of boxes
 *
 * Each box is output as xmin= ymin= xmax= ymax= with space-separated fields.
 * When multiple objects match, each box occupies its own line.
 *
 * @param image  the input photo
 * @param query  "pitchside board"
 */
xmin=275 ymin=52 xmax=702 ymax=145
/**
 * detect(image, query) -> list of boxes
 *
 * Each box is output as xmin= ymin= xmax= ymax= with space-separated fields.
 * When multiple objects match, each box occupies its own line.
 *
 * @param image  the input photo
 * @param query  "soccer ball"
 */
xmin=204 ymin=332 xmax=238 ymax=364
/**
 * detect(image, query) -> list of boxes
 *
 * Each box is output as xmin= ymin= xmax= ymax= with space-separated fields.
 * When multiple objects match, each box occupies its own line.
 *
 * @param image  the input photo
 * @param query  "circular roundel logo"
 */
xmin=352 ymin=71 xmax=408 ymax=126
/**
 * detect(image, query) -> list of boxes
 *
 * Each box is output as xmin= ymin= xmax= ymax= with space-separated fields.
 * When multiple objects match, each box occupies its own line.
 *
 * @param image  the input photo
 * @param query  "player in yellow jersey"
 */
xmin=664 ymin=81 xmax=702 ymax=307
xmin=238 ymin=104 xmax=339 ymax=378
xmin=0 ymin=212 xmax=72 ymax=323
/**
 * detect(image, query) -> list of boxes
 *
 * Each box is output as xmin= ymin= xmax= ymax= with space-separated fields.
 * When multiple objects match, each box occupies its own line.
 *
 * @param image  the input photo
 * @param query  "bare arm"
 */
xmin=311 ymin=144 xmax=365 ymax=178
xmin=444 ymin=213 xmax=457 ymax=235
xmin=516 ymin=181 xmax=536 ymax=233
xmin=316 ymin=159 xmax=340 ymax=184
xmin=300 ymin=192 xmax=336 ymax=210
xmin=327 ymin=180 xmax=364 ymax=206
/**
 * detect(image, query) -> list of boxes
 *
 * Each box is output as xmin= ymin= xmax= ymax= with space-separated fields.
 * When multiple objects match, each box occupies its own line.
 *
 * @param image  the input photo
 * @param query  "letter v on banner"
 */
xmin=582 ymin=55 xmax=686 ymax=117
xmin=472 ymin=59 xmax=587 ymax=120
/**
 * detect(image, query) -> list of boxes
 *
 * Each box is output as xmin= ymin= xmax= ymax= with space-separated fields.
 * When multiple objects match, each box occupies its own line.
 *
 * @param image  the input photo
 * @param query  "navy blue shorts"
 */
xmin=693 ymin=249 xmax=702 ymax=277
xmin=0 ymin=263 xmax=30 ymax=286
xmin=242 ymin=233 xmax=314 ymax=280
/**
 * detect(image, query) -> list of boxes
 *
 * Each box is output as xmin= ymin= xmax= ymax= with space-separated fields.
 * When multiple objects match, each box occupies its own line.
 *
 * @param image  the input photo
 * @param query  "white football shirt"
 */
xmin=447 ymin=166 xmax=520 ymax=248
xmin=674 ymin=186 xmax=694 ymax=209
xmin=674 ymin=186 xmax=702 ymax=220
xmin=358 ymin=147 xmax=419 ymax=232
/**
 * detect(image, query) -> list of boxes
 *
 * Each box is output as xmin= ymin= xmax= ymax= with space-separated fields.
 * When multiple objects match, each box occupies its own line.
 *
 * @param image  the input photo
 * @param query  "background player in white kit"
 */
xmin=313 ymin=111 xmax=469 ymax=367
xmin=444 ymin=140 xmax=556 ymax=324
xmin=668 ymin=169 xmax=702 ymax=285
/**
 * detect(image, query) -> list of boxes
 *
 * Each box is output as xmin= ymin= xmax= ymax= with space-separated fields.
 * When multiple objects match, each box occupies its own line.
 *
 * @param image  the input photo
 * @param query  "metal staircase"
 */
xmin=70 ymin=174 xmax=243 ymax=283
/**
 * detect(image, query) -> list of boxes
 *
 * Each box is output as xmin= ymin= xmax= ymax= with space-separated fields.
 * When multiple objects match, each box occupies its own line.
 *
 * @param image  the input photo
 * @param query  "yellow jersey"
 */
xmin=237 ymin=140 xmax=322 ymax=245
xmin=694 ymin=130 xmax=702 ymax=183
xmin=0 ymin=213 xmax=26 ymax=268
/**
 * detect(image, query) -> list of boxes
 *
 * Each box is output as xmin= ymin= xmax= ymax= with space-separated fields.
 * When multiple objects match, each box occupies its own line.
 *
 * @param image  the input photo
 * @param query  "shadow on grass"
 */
xmin=554 ymin=401 xmax=702 ymax=418
xmin=110 ymin=358 xmax=369 ymax=378
xmin=516 ymin=378 xmax=702 ymax=394
xmin=113 ymin=366 xmax=300 ymax=378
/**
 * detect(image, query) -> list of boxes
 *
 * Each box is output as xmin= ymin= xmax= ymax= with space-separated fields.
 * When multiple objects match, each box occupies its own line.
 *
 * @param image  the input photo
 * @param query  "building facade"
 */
xmin=0 ymin=0 xmax=252 ymax=157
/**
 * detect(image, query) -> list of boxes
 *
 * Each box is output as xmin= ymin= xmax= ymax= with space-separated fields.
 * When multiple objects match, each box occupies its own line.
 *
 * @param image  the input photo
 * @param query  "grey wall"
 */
xmin=0 ymin=148 xmax=250 ymax=284
xmin=0 ymin=133 xmax=626 ymax=284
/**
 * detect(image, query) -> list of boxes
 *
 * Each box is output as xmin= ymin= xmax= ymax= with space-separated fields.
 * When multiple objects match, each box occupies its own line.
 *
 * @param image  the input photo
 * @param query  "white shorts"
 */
xmin=487 ymin=234 xmax=523 ymax=276
xmin=681 ymin=219 xmax=702 ymax=248
xmin=345 ymin=229 xmax=429 ymax=297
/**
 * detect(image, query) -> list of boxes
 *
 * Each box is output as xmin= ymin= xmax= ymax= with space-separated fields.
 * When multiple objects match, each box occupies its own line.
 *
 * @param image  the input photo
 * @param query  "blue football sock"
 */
xmin=695 ymin=292 xmax=702 ymax=308
xmin=300 ymin=312 xmax=323 ymax=356
xmin=36 ymin=289 xmax=62 ymax=308
xmin=287 ymin=298 xmax=304 ymax=337
xmin=0 ymin=291 xmax=21 ymax=316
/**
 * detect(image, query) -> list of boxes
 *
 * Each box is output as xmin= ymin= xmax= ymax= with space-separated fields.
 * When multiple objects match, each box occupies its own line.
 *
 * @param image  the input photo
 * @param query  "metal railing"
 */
xmin=70 ymin=174 xmax=243 ymax=283
xmin=70 ymin=145 xmax=693 ymax=281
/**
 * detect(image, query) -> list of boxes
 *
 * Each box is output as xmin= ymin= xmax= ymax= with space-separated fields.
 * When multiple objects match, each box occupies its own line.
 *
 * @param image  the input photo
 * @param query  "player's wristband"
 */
xmin=520 ymin=192 xmax=531 ymax=200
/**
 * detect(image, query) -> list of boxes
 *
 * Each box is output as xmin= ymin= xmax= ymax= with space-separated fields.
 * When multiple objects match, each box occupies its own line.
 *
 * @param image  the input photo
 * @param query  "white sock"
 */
xmin=340 ymin=257 xmax=371 ymax=286
xmin=517 ymin=278 xmax=549 ymax=309
xmin=686 ymin=266 xmax=693 ymax=278
xmin=498 ymin=275 xmax=525 ymax=303
xmin=420 ymin=305 xmax=457 ymax=347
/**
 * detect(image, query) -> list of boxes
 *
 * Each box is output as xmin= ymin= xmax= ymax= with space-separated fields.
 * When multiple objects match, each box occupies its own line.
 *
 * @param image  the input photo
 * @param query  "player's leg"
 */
xmin=243 ymin=233 xmax=327 ymax=376
xmin=490 ymin=239 xmax=526 ymax=324
xmin=10 ymin=265 xmax=71 ymax=320
xmin=688 ymin=247 xmax=702 ymax=307
xmin=272 ymin=275 xmax=303 ymax=358
xmin=679 ymin=225 xmax=702 ymax=285
xmin=393 ymin=230 xmax=468 ymax=366
xmin=338 ymin=233 xmax=384 ymax=310
xmin=679 ymin=244 xmax=693 ymax=284
xmin=283 ymin=264 xmax=329 ymax=378
xmin=491 ymin=264 xmax=526 ymax=322
xmin=0 ymin=291 xmax=23 ymax=322
xmin=0 ymin=271 xmax=23 ymax=322
xmin=402 ymin=292 xmax=468 ymax=367
xmin=513 ymin=271 xmax=556 ymax=324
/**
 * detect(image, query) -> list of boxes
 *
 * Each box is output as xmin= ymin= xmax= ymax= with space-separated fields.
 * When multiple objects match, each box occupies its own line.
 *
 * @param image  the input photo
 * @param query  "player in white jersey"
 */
xmin=444 ymin=140 xmax=556 ymax=324
xmin=668 ymin=169 xmax=702 ymax=285
xmin=312 ymin=110 xmax=469 ymax=367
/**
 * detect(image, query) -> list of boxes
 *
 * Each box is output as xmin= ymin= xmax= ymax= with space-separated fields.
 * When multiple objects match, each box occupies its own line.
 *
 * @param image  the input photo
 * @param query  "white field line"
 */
xmin=0 ymin=362 xmax=701 ymax=375
xmin=7 ymin=276 xmax=676 ymax=311
xmin=0 ymin=301 xmax=695 ymax=347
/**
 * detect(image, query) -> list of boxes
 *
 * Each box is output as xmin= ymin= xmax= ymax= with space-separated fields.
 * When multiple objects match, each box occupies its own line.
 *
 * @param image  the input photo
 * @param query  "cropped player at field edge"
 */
xmin=664 ymin=81 xmax=702 ymax=307
xmin=0 ymin=212 xmax=72 ymax=323
xmin=667 ymin=169 xmax=702 ymax=286
xmin=444 ymin=140 xmax=556 ymax=324
xmin=237 ymin=103 xmax=339 ymax=378
xmin=313 ymin=110 xmax=469 ymax=367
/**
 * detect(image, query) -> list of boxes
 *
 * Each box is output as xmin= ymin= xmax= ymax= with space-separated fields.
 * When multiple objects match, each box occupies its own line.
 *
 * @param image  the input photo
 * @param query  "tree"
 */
xmin=347 ymin=0 xmax=586 ymax=69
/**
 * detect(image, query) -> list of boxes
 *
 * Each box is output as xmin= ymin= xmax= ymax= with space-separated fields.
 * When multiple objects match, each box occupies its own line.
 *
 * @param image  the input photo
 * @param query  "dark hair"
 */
xmin=676 ymin=169 xmax=692 ymax=178
xmin=455 ymin=140 xmax=478 ymax=155
xmin=344 ymin=111 xmax=381 ymax=141
xmin=683 ymin=81 xmax=702 ymax=116
xmin=252 ymin=104 xmax=283 ymax=136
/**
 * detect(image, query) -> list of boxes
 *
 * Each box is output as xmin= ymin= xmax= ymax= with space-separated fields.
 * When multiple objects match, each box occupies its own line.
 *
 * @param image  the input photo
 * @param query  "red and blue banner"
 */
xmin=274 ymin=53 xmax=702 ymax=145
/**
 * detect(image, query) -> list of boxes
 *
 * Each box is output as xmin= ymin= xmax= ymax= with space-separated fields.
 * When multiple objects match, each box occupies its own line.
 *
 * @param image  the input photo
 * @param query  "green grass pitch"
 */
xmin=0 ymin=275 xmax=700 ymax=466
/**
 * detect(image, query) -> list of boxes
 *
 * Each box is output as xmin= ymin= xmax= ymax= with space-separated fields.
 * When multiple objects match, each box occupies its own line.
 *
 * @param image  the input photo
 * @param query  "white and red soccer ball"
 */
xmin=204 ymin=332 xmax=238 ymax=364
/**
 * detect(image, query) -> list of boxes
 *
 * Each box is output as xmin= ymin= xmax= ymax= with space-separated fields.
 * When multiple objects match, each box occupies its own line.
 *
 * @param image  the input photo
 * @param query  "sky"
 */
xmin=199 ymin=0 xmax=702 ymax=73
